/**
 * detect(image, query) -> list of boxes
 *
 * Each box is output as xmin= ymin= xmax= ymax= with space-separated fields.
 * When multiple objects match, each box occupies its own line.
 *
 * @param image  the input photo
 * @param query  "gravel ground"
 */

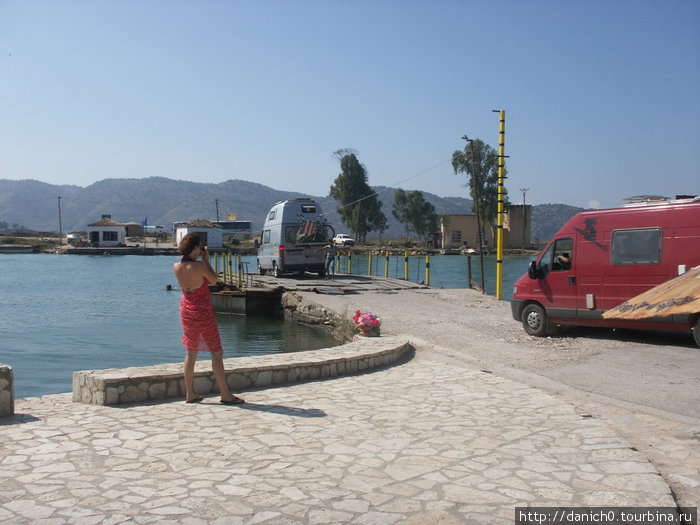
xmin=299 ymin=286 xmax=700 ymax=510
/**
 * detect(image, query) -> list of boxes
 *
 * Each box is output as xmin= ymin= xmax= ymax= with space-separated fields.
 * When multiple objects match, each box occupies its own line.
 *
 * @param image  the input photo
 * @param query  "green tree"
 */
xmin=329 ymin=151 xmax=387 ymax=242
xmin=451 ymin=138 xmax=508 ymax=239
xmin=392 ymin=189 xmax=412 ymax=239
xmin=392 ymin=189 xmax=438 ymax=244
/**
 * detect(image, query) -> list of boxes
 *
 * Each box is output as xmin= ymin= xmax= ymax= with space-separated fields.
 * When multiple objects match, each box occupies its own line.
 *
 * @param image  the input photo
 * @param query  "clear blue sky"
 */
xmin=2 ymin=0 xmax=698 ymax=209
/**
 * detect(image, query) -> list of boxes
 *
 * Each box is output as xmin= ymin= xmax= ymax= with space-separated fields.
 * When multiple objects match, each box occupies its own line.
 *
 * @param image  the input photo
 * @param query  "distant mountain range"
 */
xmin=0 ymin=177 xmax=582 ymax=242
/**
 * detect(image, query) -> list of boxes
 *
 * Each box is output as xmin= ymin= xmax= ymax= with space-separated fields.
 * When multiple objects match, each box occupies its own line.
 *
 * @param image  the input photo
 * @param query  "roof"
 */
xmin=602 ymin=266 xmax=700 ymax=320
xmin=178 ymin=219 xmax=222 ymax=229
xmin=88 ymin=218 xmax=124 ymax=227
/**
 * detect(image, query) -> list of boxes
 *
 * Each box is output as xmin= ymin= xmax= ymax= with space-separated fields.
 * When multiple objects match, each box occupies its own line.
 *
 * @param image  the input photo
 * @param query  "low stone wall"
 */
xmin=73 ymin=336 xmax=411 ymax=406
xmin=0 ymin=364 xmax=14 ymax=417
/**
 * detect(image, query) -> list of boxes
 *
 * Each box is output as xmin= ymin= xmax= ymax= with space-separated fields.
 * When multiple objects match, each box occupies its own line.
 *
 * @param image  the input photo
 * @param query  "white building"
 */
xmin=86 ymin=215 xmax=126 ymax=247
xmin=174 ymin=219 xmax=223 ymax=248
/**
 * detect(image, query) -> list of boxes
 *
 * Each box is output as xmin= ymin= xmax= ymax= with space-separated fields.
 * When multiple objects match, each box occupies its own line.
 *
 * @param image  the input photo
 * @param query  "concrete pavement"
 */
xmin=1 ymin=348 xmax=676 ymax=524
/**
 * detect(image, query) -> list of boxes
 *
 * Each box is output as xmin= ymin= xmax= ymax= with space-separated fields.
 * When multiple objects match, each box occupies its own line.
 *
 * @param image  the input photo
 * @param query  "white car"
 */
xmin=333 ymin=234 xmax=355 ymax=246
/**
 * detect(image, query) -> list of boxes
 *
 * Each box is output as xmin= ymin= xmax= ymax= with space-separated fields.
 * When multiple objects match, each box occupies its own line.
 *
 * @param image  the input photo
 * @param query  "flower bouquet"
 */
xmin=352 ymin=310 xmax=381 ymax=337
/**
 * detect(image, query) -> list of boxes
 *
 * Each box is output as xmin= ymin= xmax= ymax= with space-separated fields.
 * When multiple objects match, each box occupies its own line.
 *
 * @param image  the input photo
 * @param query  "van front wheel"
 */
xmin=522 ymin=304 xmax=548 ymax=337
xmin=693 ymin=317 xmax=700 ymax=348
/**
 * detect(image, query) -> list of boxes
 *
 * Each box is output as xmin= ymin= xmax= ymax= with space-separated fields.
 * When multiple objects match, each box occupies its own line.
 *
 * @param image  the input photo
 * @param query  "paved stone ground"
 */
xmin=1 ymin=349 xmax=674 ymax=524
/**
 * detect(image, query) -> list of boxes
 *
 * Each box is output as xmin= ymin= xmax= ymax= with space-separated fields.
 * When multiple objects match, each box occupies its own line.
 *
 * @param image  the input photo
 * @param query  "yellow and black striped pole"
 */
xmin=493 ymin=109 xmax=506 ymax=300
xmin=227 ymin=252 xmax=233 ymax=286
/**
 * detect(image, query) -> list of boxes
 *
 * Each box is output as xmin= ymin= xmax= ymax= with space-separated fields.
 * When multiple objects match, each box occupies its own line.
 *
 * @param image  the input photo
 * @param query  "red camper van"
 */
xmin=511 ymin=196 xmax=700 ymax=345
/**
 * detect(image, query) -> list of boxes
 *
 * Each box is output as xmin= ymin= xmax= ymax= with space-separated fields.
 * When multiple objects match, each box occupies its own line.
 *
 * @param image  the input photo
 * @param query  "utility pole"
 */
xmin=461 ymin=135 xmax=485 ymax=294
xmin=215 ymin=199 xmax=220 ymax=223
xmin=519 ymin=187 xmax=529 ymax=250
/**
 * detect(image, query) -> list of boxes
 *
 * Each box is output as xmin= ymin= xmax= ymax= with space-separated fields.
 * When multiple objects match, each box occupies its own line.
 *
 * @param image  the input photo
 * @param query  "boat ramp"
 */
xmin=210 ymin=274 xmax=428 ymax=316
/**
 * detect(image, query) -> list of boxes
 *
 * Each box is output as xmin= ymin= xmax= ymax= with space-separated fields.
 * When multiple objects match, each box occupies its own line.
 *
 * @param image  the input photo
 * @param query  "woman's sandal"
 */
xmin=220 ymin=395 xmax=245 ymax=405
xmin=185 ymin=395 xmax=203 ymax=404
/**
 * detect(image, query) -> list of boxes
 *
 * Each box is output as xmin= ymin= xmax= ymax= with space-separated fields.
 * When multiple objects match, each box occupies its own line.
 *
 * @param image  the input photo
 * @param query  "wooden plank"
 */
xmin=602 ymin=266 xmax=700 ymax=320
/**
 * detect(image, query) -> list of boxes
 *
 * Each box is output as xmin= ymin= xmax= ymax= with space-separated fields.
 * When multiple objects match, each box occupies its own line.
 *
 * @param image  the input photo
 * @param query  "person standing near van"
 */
xmin=173 ymin=233 xmax=244 ymax=405
xmin=320 ymin=240 xmax=337 ymax=279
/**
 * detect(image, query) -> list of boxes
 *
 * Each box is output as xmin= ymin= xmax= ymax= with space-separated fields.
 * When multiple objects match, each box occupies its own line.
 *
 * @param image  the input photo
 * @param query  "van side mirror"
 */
xmin=527 ymin=260 xmax=540 ymax=279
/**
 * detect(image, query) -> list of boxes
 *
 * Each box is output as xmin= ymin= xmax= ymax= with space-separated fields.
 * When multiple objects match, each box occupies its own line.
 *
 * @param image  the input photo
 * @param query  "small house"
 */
xmin=174 ymin=219 xmax=223 ymax=248
xmin=86 ymin=215 xmax=126 ymax=247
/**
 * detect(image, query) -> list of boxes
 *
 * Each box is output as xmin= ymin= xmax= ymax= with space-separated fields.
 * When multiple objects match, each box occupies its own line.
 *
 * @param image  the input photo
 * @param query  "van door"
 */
xmin=535 ymin=237 xmax=578 ymax=321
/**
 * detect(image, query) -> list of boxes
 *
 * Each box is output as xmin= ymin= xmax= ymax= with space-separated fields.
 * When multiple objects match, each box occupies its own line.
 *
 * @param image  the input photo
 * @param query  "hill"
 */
xmin=531 ymin=203 xmax=585 ymax=242
xmin=0 ymin=177 xmax=579 ymax=242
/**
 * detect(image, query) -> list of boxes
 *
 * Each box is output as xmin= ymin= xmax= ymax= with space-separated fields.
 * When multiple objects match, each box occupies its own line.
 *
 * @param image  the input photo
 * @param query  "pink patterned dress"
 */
xmin=180 ymin=280 xmax=222 ymax=353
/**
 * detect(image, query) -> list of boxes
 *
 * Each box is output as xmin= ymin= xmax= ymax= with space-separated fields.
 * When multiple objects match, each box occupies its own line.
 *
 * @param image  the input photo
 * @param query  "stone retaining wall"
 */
xmin=73 ymin=336 xmax=411 ymax=406
xmin=0 ymin=364 xmax=14 ymax=417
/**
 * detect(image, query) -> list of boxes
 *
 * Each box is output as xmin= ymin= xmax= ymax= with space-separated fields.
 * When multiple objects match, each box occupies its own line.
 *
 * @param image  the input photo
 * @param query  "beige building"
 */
xmin=440 ymin=204 xmax=531 ymax=251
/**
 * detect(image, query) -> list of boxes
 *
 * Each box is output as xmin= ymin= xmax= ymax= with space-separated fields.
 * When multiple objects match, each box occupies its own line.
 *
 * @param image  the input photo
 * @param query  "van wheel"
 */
xmin=273 ymin=263 xmax=283 ymax=278
xmin=522 ymin=304 xmax=548 ymax=337
xmin=693 ymin=317 xmax=700 ymax=348
xmin=257 ymin=261 xmax=266 ymax=276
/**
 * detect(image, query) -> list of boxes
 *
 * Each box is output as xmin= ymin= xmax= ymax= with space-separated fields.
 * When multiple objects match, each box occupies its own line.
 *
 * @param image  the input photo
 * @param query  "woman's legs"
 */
xmin=184 ymin=351 xmax=198 ymax=402
xmin=211 ymin=351 xmax=240 ymax=402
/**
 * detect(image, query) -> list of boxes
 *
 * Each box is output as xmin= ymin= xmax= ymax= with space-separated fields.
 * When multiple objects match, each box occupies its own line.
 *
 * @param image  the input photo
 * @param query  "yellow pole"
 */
xmin=214 ymin=253 xmax=219 ymax=279
xmin=368 ymin=252 xmax=372 ymax=276
xmin=426 ymin=255 xmax=430 ymax=286
xmin=384 ymin=251 xmax=389 ymax=278
xmin=348 ymin=250 xmax=352 ymax=274
xmin=221 ymin=252 xmax=227 ymax=283
xmin=494 ymin=109 xmax=506 ymax=300
xmin=237 ymin=254 xmax=242 ymax=287
xmin=404 ymin=251 xmax=409 ymax=280
xmin=227 ymin=252 xmax=233 ymax=286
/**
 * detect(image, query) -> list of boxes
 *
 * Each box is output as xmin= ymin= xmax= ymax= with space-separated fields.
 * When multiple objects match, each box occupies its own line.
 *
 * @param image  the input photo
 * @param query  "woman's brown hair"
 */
xmin=178 ymin=232 xmax=201 ymax=256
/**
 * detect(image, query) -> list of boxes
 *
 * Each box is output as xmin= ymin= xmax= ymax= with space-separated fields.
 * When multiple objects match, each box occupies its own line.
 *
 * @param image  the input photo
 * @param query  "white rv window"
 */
xmin=611 ymin=228 xmax=662 ymax=265
xmin=300 ymin=204 xmax=316 ymax=214
xmin=268 ymin=210 xmax=276 ymax=221
xmin=262 ymin=230 xmax=270 ymax=244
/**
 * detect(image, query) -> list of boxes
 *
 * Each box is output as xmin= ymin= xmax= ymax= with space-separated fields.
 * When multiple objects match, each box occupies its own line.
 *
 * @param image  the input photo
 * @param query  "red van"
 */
xmin=511 ymin=196 xmax=700 ymax=346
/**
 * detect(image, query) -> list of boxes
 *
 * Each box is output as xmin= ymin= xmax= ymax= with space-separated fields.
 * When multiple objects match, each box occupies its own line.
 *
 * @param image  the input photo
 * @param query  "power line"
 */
xmin=336 ymin=157 xmax=454 ymax=212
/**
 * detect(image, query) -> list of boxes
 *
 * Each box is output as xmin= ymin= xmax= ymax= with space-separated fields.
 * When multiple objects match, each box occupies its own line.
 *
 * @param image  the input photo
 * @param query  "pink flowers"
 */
xmin=353 ymin=310 xmax=381 ymax=337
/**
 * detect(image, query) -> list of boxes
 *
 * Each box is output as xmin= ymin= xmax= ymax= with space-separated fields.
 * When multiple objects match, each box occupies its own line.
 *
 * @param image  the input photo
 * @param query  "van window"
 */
xmin=268 ymin=210 xmax=276 ymax=221
xmin=611 ymin=228 xmax=662 ymax=265
xmin=262 ymin=230 xmax=270 ymax=244
xmin=551 ymin=238 xmax=573 ymax=271
xmin=300 ymin=204 xmax=316 ymax=214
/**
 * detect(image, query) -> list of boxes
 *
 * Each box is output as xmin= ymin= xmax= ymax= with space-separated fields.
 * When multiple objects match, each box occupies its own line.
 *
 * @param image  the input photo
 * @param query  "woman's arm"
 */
xmin=200 ymin=248 xmax=218 ymax=284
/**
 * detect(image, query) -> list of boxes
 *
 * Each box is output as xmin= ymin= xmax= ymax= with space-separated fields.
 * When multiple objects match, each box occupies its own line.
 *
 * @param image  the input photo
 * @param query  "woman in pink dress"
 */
xmin=173 ymin=233 xmax=244 ymax=405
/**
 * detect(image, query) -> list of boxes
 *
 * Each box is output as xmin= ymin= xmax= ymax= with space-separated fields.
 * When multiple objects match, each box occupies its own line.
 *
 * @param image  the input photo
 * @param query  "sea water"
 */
xmin=0 ymin=253 xmax=533 ymax=399
xmin=0 ymin=254 xmax=340 ymax=399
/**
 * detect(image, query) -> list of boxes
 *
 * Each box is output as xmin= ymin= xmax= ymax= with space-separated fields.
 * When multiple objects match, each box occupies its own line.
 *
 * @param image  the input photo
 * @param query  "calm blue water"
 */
xmin=0 ymin=254 xmax=340 ymax=399
xmin=1 ymin=253 xmax=532 ymax=399
xmin=331 ymin=252 xmax=531 ymax=298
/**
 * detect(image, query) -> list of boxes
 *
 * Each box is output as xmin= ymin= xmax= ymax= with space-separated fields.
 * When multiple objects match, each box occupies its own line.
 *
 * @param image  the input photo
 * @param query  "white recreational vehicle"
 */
xmin=257 ymin=199 xmax=335 ymax=277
